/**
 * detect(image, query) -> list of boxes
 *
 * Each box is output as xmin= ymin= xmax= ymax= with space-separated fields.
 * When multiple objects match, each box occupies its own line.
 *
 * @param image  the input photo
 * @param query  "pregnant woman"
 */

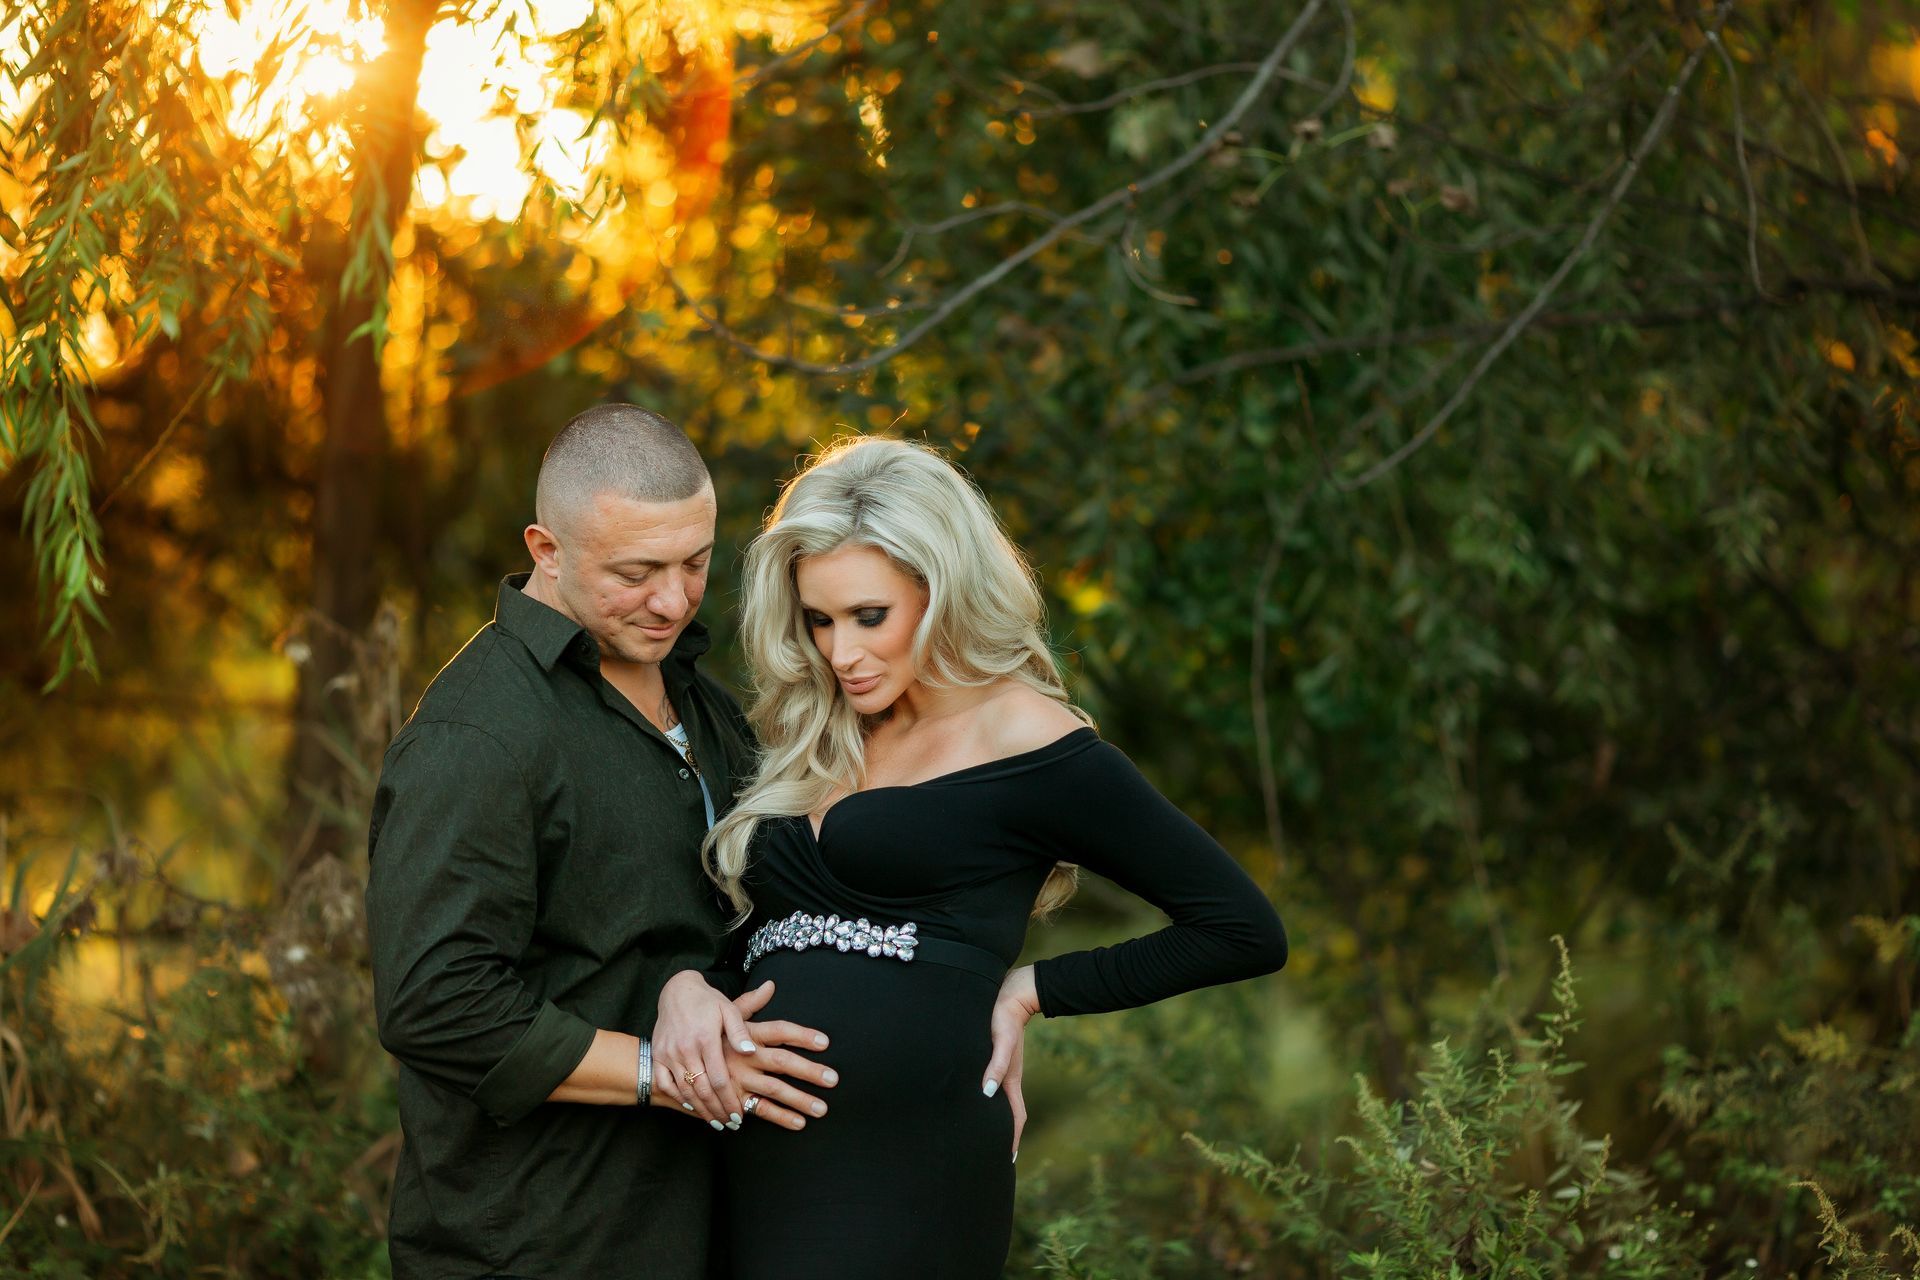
xmin=667 ymin=437 xmax=1288 ymax=1278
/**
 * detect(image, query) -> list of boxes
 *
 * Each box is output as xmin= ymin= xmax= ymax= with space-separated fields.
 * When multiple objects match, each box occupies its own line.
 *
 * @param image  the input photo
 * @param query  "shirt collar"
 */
xmin=495 ymin=571 xmax=712 ymax=671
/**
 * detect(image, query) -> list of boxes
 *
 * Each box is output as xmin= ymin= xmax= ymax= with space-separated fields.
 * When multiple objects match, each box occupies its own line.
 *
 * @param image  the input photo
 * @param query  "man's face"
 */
xmin=542 ymin=486 xmax=717 ymax=667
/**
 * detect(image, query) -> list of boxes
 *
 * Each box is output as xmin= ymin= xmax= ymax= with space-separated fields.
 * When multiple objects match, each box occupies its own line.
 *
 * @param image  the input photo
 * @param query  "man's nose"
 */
xmin=647 ymin=575 xmax=689 ymax=621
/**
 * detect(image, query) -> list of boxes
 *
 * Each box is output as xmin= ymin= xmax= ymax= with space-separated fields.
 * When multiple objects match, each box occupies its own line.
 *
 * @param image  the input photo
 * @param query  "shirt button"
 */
xmin=678 ymin=768 xmax=691 ymax=780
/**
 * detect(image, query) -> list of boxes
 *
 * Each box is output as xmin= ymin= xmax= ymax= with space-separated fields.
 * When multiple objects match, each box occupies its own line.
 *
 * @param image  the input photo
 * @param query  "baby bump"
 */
xmin=724 ymin=946 xmax=1018 ymax=1276
xmin=743 ymin=945 xmax=1005 ymax=1113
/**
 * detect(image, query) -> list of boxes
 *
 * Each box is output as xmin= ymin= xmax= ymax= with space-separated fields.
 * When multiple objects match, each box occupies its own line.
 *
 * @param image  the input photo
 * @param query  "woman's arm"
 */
xmin=979 ymin=735 xmax=1287 ymax=1153
xmin=1025 ymin=740 xmax=1289 ymax=1019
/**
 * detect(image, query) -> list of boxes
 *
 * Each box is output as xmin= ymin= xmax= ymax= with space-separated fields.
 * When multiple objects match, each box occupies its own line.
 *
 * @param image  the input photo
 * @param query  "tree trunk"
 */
xmin=284 ymin=0 xmax=436 ymax=882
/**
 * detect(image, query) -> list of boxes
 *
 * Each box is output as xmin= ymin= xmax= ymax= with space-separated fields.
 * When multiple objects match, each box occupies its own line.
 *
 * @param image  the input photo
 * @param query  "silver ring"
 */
xmin=742 ymin=1095 xmax=760 ymax=1114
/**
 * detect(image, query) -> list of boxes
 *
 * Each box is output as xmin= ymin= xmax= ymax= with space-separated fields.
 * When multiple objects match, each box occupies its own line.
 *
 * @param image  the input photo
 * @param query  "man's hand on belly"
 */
xmin=654 ymin=971 xmax=836 ymax=1130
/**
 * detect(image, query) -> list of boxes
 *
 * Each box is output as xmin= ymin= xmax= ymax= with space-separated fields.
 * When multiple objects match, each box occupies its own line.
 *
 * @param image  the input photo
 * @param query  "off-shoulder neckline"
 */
xmin=807 ymin=726 xmax=1099 ymax=841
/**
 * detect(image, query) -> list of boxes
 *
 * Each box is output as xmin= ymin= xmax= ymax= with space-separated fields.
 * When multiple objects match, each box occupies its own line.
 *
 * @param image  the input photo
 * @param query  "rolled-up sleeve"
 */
xmin=366 ymin=721 xmax=596 ymax=1126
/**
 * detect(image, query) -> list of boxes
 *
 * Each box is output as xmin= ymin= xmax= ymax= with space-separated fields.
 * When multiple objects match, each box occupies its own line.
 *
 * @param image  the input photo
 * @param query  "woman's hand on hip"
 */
xmin=982 ymin=964 xmax=1040 ymax=1159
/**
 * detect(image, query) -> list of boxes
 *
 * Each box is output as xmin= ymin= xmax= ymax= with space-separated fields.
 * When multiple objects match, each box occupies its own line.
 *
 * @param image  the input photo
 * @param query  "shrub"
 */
xmin=0 ymin=832 xmax=393 ymax=1278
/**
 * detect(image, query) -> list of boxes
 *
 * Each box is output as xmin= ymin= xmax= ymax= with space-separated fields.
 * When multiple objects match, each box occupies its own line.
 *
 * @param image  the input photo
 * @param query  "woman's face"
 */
xmin=794 ymin=544 xmax=929 ymax=714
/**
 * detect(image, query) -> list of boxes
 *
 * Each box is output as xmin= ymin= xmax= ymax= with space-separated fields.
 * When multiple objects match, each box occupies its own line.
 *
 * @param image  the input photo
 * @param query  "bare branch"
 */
xmin=1024 ymin=0 xmax=1356 ymax=122
xmin=777 ymin=291 xmax=931 ymax=319
xmin=1117 ymin=210 xmax=1199 ymax=307
xmin=99 ymin=366 xmax=216 ymax=513
xmin=669 ymin=0 xmax=1335 ymax=376
xmin=1708 ymin=28 xmax=1770 ymax=298
xmin=1246 ymin=238 xmax=1423 ymax=871
xmin=876 ymin=201 xmax=1066 ymax=277
xmin=1108 ymin=313 xmax=1590 ymax=432
xmin=1025 ymin=62 xmax=1270 ymax=118
xmin=899 ymin=200 xmax=1064 ymax=236
xmin=1248 ymin=449 xmax=1297 ymax=870
xmin=1106 ymin=274 xmax=1919 ymax=433
xmin=1790 ymin=78 xmax=1882 ymax=282
xmin=1302 ymin=0 xmax=1356 ymax=122
xmin=1335 ymin=1 xmax=1738 ymax=492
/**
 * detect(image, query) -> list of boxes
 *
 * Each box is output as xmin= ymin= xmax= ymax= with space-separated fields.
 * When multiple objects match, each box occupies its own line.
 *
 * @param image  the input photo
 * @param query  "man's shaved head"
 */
xmin=522 ymin=403 xmax=717 ymax=670
xmin=535 ymin=404 xmax=711 ymax=536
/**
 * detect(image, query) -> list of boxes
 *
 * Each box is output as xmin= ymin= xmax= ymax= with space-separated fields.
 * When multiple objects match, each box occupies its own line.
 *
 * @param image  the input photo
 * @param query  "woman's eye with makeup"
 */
xmin=856 ymin=608 xmax=889 ymax=628
xmin=803 ymin=611 xmax=830 ymax=629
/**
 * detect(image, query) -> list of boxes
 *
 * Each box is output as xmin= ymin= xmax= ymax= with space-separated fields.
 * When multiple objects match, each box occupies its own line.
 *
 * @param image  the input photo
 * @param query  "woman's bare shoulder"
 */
xmin=979 ymin=682 xmax=1089 ymax=756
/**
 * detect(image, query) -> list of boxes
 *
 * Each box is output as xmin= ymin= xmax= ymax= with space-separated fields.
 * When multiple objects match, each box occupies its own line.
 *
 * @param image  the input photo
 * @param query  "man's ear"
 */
xmin=524 ymin=522 xmax=563 ymax=577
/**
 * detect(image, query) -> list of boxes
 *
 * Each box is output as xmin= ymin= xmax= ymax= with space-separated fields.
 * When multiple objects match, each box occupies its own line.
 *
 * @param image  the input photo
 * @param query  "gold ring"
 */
xmin=682 ymin=1068 xmax=705 ymax=1085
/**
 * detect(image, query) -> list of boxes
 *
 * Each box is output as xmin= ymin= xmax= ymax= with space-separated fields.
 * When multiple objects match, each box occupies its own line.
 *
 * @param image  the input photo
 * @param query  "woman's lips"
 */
xmin=840 ymin=673 xmax=882 ymax=695
xmin=636 ymin=622 xmax=678 ymax=638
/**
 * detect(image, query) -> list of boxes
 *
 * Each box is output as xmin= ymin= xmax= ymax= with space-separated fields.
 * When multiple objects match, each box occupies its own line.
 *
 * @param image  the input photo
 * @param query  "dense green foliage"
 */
xmin=4 ymin=0 xmax=1919 ymax=1274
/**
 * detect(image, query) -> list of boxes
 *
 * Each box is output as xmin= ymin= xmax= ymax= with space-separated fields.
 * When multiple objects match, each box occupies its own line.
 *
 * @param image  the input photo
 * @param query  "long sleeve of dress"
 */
xmin=1027 ymin=741 xmax=1288 ymax=1018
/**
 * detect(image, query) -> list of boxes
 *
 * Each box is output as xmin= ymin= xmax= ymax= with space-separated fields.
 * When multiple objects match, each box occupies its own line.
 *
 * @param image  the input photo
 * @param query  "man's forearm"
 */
xmin=548 ymin=1028 xmax=651 ymax=1106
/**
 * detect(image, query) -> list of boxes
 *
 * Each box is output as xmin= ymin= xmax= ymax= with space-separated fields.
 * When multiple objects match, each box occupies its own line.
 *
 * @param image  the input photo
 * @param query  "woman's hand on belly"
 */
xmin=982 ymin=965 xmax=1040 ymax=1159
xmin=654 ymin=971 xmax=832 ymax=1127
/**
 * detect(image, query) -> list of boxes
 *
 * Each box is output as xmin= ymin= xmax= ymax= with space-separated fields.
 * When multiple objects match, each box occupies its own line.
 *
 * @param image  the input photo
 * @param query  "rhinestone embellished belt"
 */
xmin=744 ymin=911 xmax=918 ymax=970
xmin=740 ymin=910 xmax=1006 ymax=985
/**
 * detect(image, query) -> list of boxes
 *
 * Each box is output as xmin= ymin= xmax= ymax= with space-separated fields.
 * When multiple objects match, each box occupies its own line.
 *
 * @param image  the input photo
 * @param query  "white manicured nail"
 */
xmin=709 ymin=1120 xmax=724 ymax=1130
xmin=1012 ymin=1150 xmax=1019 ymax=1164
xmin=738 ymin=1039 xmax=756 ymax=1053
xmin=729 ymin=1112 xmax=742 ymax=1125
xmin=982 ymin=1080 xmax=998 ymax=1098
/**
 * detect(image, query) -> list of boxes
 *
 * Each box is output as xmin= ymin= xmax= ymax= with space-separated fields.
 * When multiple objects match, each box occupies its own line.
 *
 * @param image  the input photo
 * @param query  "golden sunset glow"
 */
xmin=191 ymin=0 xmax=605 ymax=218
xmin=2 ymin=1 xmax=844 ymax=232
xmin=0 ymin=0 xmax=865 ymax=388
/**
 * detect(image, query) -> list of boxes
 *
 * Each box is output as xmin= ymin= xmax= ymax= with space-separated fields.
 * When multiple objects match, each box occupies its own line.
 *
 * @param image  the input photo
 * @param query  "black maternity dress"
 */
xmin=721 ymin=727 xmax=1288 ymax=1279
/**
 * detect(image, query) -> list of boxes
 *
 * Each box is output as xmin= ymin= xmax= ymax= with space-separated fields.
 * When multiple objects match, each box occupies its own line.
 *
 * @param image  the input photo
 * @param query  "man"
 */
xmin=367 ymin=405 xmax=833 ymax=1279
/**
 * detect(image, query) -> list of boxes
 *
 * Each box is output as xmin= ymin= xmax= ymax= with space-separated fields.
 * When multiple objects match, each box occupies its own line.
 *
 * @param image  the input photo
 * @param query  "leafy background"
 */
xmin=2 ymin=0 xmax=1918 ymax=1274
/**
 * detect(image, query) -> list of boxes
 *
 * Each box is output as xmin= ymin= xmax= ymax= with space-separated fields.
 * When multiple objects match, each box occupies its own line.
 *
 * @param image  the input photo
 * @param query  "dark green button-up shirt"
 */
xmin=367 ymin=572 xmax=756 ymax=1280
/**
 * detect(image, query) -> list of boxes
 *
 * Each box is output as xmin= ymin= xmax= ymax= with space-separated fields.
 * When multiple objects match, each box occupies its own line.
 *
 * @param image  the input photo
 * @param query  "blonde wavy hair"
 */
xmin=704 ymin=436 xmax=1088 ymax=922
